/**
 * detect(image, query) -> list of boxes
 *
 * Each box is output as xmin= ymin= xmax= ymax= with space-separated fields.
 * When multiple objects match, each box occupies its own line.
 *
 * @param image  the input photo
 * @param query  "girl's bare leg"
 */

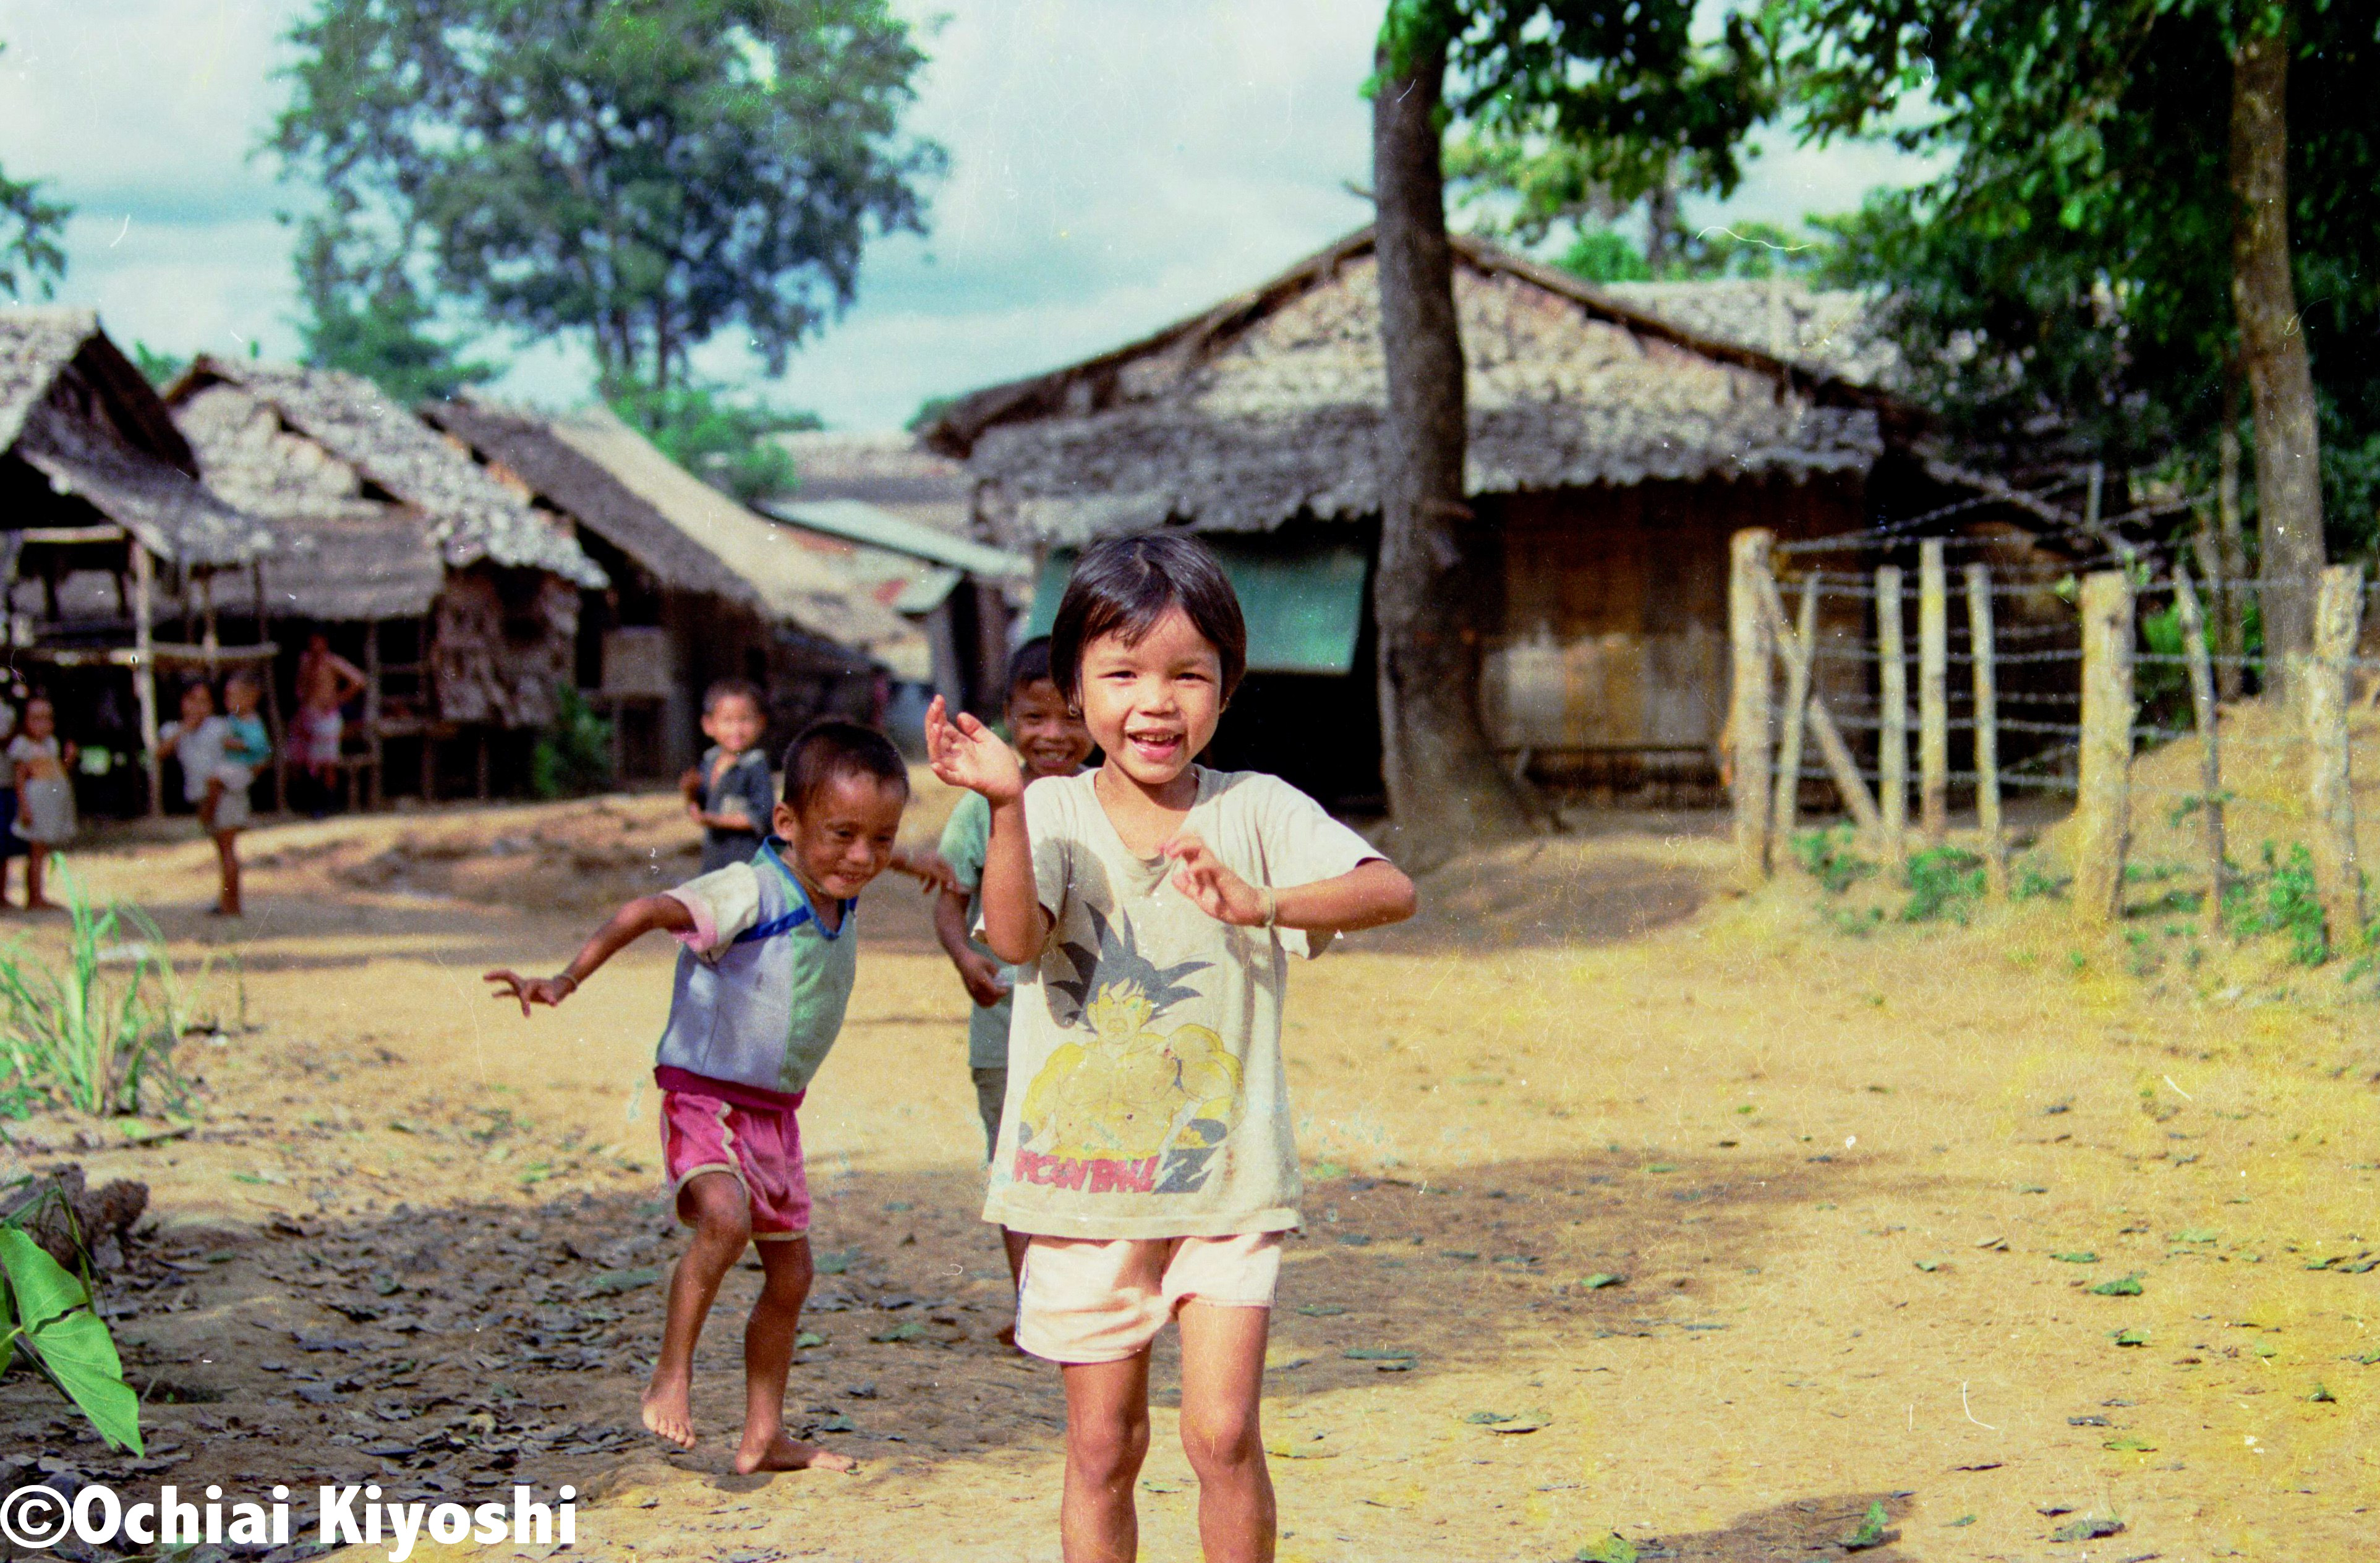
xmin=214 ymin=830 xmax=242 ymax=916
xmin=1060 ymin=1352 xmax=1152 ymax=1563
xmin=735 ymin=1236 xmax=856 ymax=1473
xmin=643 ymin=1172 xmax=751 ymax=1448
xmin=1177 ymin=1301 xmax=1276 ymax=1563
xmin=23 ymin=845 xmax=52 ymax=911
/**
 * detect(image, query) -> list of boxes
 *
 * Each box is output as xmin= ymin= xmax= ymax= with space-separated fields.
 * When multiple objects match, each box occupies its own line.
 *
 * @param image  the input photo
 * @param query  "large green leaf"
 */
xmin=0 ymin=1227 xmax=86 ymax=1327
xmin=24 ymin=1311 xmax=142 ymax=1454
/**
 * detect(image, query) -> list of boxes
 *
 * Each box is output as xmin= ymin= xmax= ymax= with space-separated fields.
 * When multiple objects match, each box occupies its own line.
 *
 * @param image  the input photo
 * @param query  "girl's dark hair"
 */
xmin=780 ymin=719 xmax=908 ymax=813
xmin=1049 ymin=535 xmax=1247 ymax=705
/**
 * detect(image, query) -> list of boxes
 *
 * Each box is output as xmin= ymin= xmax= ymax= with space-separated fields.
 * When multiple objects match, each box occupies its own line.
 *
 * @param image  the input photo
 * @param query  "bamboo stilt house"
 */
xmin=420 ymin=399 xmax=924 ymax=777
xmin=166 ymin=357 xmax=608 ymax=805
xmin=923 ymin=229 xmax=2002 ymax=809
xmin=0 ymin=309 xmax=278 ymax=816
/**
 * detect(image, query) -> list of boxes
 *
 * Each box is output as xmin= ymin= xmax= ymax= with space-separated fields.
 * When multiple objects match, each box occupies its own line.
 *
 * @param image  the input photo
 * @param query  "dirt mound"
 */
xmin=1368 ymin=826 xmax=1728 ymax=952
xmin=2036 ymin=699 xmax=2380 ymax=877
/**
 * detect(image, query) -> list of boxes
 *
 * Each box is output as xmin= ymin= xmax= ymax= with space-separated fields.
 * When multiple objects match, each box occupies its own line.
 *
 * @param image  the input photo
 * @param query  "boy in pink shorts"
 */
xmin=487 ymin=720 xmax=953 ymax=1473
xmin=929 ymin=535 xmax=1416 ymax=1561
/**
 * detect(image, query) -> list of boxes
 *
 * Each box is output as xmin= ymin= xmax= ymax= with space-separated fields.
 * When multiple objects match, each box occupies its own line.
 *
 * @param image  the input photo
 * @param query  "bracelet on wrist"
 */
xmin=554 ymin=973 xmax=579 ymax=995
xmin=1261 ymin=886 xmax=1278 ymax=929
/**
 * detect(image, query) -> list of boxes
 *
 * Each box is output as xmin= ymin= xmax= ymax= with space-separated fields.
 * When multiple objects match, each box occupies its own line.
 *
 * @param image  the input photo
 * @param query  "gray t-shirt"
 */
xmin=699 ymin=746 xmax=777 ymax=876
xmin=657 ymin=845 xmax=857 ymax=1097
xmin=983 ymin=768 xmax=1380 ymax=1240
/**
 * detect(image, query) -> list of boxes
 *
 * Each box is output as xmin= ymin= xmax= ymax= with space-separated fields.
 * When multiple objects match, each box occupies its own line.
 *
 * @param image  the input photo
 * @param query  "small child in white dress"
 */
xmin=9 ymin=696 xmax=77 ymax=911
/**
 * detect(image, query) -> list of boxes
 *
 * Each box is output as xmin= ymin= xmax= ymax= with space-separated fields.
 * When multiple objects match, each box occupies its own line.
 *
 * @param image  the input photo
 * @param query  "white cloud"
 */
xmin=3 ymin=0 xmax=1939 ymax=428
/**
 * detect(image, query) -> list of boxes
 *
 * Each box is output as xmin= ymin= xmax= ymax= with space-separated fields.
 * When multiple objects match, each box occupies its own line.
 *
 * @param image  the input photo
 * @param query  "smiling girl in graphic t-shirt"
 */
xmin=927 ymin=534 xmax=1417 ymax=1563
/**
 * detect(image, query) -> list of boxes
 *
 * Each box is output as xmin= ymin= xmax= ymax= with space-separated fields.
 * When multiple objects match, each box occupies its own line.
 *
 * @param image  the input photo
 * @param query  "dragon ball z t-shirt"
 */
xmin=982 ymin=767 xmax=1381 ymax=1240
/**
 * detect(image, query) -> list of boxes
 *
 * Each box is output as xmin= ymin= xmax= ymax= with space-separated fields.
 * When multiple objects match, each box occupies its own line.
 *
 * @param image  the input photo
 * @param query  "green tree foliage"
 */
xmin=1775 ymin=0 xmax=2380 ymax=552
xmin=295 ymin=219 xmax=499 ymax=405
xmin=271 ymin=0 xmax=944 ymax=393
xmin=0 ymin=44 xmax=70 ymax=300
xmin=605 ymin=378 xmax=818 ymax=503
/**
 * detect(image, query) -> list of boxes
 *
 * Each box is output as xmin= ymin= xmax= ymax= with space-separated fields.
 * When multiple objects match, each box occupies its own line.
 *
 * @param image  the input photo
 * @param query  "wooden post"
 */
xmin=1964 ymin=563 xmax=2007 ymax=895
xmin=1770 ymin=574 xmax=1819 ymax=847
xmin=2216 ymin=384 xmax=2247 ymax=700
xmin=1758 ymin=573 xmax=1881 ymax=837
xmin=130 ymin=539 xmax=161 ymax=819
xmin=1876 ymin=564 xmax=1908 ymax=866
xmin=365 ymin=620 xmax=386 ymax=809
xmin=2304 ymin=563 xmax=2366 ymax=945
xmin=2073 ymin=571 xmax=2136 ymax=926
xmin=1918 ymin=540 xmax=1950 ymax=845
xmin=1728 ymin=529 xmax=1776 ymax=887
xmin=2173 ymin=566 xmax=2228 ymax=906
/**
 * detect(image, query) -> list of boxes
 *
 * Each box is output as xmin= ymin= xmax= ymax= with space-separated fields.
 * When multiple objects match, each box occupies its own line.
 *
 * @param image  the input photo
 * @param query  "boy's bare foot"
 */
xmin=641 ymin=1374 xmax=697 ymax=1449
xmin=735 ymin=1430 xmax=857 ymax=1475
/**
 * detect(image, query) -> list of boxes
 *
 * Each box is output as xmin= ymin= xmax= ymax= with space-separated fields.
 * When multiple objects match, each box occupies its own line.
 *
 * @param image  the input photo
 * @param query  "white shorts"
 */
xmin=1015 ymin=1231 xmax=1281 ymax=1364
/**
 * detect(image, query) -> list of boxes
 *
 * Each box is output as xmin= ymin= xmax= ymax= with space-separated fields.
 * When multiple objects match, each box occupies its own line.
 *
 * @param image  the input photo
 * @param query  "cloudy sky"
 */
xmin=0 ymin=0 xmax=1935 ymax=430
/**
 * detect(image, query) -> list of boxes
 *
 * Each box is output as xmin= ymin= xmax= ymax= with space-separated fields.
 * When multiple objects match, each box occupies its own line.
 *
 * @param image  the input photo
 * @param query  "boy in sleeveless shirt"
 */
xmin=485 ymin=720 xmax=952 ymax=1473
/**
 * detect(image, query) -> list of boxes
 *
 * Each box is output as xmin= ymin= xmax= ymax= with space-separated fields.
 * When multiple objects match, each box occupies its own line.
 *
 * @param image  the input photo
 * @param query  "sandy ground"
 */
xmin=2 ymin=774 xmax=2377 ymax=1563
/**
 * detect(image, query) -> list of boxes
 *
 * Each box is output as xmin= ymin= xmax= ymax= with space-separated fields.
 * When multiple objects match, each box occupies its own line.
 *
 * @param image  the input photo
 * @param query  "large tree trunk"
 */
xmin=1370 ymin=44 xmax=1534 ymax=871
xmin=2230 ymin=16 xmax=2324 ymax=702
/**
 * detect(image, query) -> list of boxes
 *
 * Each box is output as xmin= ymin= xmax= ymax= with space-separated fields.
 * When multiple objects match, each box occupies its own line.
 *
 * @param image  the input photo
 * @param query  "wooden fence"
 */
xmin=1727 ymin=526 xmax=2371 ymax=936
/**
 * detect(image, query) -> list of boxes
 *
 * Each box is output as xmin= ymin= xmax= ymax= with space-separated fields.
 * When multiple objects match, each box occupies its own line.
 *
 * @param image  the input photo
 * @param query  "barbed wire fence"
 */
xmin=1725 ymin=524 xmax=2376 ymax=942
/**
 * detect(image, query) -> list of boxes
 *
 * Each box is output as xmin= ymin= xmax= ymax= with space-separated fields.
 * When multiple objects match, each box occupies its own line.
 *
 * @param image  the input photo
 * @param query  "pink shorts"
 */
xmin=660 ymin=1089 xmax=809 ymax=1240
xmin=1015 ymin=1232 xmax=1282 ymax=1364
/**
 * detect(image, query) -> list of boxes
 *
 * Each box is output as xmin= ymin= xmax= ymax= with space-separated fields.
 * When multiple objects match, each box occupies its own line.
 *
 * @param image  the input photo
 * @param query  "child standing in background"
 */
xmin=934 ymin=637 xmax=1094 ymax=1311
xmin=928 ymin=534 xmax=1416 ymax=1563
xmin=682 ymin=679 xmax=778 ymax=875
xmin=11 ymin=696 xmax=77 ymax=911
xmin=158 ymin=680 xmax=254 ymax=918
xmin=486 ymin=721 xmax=953 ymax=1471
xmin=0 ymin=692 xmax=22 ymax=909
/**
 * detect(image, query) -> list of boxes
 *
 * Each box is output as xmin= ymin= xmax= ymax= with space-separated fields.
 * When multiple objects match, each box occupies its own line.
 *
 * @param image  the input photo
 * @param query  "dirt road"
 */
xmin=3 ymin=788 xmax=2374 ymax=1561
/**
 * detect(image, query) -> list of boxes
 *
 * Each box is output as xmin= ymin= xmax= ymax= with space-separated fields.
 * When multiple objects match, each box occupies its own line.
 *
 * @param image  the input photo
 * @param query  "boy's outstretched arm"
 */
xmin=1162 ymin=837 xmax=1416 ymax=934
xmin=924 ymin=696 xmax=1048 ymax=965
xmin=485 ymin=893 xmax=694 ymax=1016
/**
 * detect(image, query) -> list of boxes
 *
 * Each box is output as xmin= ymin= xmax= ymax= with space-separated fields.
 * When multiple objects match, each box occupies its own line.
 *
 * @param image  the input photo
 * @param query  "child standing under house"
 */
xmin=0 ymin=692 xmax=23 ymax=908
xmin=158 ymin=677 xmax=266 ymax=918
xmin=11 ymin=696 xmax=78 ymax=911
xmin=681 ymin=679 xmax=779 ymax=875
xmin=485 ymin=720 xmax=955 ymax=1473
xmin=927 ymin=535 xmax=1416 ymax=1562
xmin=934 ymin=637 xmax=1095 ymax=1308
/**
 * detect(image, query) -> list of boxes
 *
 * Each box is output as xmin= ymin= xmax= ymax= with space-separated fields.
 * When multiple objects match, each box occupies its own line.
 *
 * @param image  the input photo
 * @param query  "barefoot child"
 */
xmin=933 ymin=637 xmax=1094 ymax=1309
xmin=158 ymin=676 xmax=266 ymax=917
xmin=927 ymin=535 xmax=1417 ymax=1561
xmin=10 ymin=696 xmax=77 ymax=911
xmin=681 ymin=679 xmax=777 ymax=875
xmin=486 ymin=720 xmax=952 ymax=1474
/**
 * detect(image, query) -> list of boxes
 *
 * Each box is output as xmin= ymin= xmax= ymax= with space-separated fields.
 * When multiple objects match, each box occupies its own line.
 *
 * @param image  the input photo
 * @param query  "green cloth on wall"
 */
xmin=1022 ymin=537 xmax=1368 ymax=675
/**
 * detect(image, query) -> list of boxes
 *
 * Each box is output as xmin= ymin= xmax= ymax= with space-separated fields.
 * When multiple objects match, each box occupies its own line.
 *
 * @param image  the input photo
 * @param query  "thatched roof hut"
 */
xmin=923 ymin=228 xmax=1912 ymax=548
xmin=423 ymin=399 xmax=915 ymax=656
xmin=421 ymin=398 xmax=924 ymax=773
xmin=1 ymin=310 xmax=271 ymax=571
xmin=169 ymin=356 xmax=605 ymax=620
xmin=921 ymin=229 xmax=1958 ymax=808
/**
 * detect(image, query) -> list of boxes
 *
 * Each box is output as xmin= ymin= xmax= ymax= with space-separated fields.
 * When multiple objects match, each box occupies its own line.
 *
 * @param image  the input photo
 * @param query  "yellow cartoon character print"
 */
xmin=1016 ymin=906 xmax=1240 ymax=1196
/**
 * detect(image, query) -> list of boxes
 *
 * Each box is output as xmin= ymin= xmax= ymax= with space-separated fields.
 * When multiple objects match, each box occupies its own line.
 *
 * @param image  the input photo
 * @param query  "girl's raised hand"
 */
xmin=925 ymin=694 xmax=1025 ymax=803
xmin=1161 ymin=832 xmax=1266 ymax=926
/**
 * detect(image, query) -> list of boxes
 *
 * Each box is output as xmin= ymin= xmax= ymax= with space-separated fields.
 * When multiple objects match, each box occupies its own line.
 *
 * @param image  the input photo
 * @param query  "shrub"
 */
xmin=0 ymin=872 xmax=188 ymax=1117
xmin=532 ymin=683 xmax=616 ymax=799
xmin=1791 ymin=825 xmax=1877 ymax=895
xmin=2224 ymin=841 xmax=2329 ymax=966
xmin=0 ymin=1201 xmax=142 ymax=1453
xmin=1901 ymin=846 xmax=1987 ymax=924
